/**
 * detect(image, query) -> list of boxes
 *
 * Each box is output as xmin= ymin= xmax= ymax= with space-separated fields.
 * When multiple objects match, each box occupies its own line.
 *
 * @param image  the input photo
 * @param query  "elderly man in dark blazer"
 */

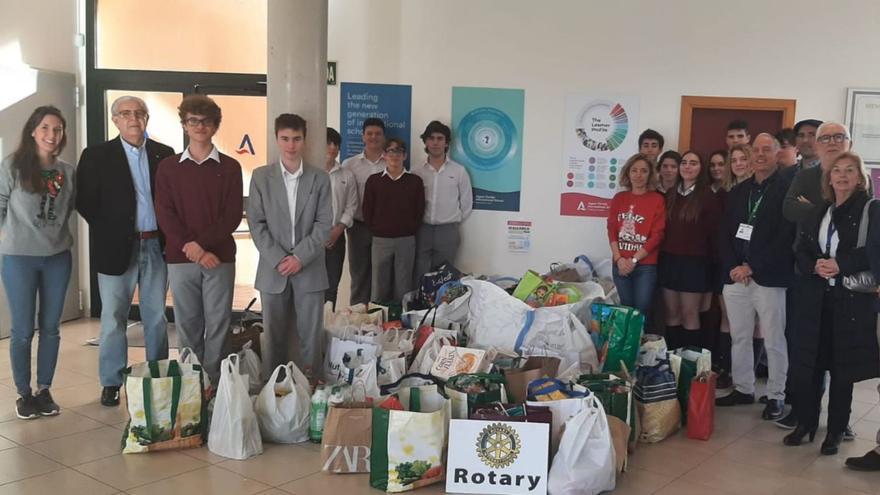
xmin=247 ymin=113 xmax=332 ymax=380
xmin=76 ymin=95 xmax=174 ymax=407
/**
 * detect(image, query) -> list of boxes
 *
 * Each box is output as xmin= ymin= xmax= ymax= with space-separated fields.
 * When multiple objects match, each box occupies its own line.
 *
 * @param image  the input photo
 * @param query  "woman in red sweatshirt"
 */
xmin=606 ymin=153 xmax=666 ymax=315
xmin=659 ymin=151 xmax=722 ymax=350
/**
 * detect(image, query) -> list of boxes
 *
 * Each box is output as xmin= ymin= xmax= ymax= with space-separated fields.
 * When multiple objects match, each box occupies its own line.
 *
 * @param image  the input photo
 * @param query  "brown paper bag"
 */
xmin=320 ymin=402 xmax=372 ymax=473
xmin=503 ymin=356 xmax=561 ymax=403
xmin=607 ymin=415 xmax=631 ymax=473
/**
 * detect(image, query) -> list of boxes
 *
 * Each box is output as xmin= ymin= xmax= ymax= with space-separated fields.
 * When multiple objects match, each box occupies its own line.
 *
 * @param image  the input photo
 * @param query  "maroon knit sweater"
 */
xmin=363 ymin=171 xmax=425 ymax=238
xmin=155 ymin=152 xmax=243 ymax=263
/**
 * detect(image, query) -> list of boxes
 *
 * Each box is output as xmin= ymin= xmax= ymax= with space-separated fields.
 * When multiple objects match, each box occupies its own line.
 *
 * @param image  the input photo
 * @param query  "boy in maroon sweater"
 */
xmin=155 ymin=95 xmax=243 ymax=388
xmin=363 ymin=138 xmax=424 ymax=302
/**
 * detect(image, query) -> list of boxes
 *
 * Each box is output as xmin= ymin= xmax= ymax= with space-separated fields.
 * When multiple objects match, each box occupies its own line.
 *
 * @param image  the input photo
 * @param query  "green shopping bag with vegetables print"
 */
xmin=370 ymin=386 xmax=451 ymax=492
xmin=122 ymin=359 xmax=206 ymax=454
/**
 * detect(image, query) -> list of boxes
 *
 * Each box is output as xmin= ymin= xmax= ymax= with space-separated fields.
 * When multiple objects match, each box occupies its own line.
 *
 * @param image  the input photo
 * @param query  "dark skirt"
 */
xmin=659 ymin=253 xmax=711 ymax=293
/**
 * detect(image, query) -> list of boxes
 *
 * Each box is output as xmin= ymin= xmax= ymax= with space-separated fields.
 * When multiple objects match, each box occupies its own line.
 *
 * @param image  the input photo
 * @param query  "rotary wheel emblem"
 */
xmin=476 ymin=423 xmax=521 ymax=468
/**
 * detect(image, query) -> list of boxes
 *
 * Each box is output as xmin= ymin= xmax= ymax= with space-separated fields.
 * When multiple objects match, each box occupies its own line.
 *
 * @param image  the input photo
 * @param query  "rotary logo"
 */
xmin=475 ymin=423 xmax=521 ymax=469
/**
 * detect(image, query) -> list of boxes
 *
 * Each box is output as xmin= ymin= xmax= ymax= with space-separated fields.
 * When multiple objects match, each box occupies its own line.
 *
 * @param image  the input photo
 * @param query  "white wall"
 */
xmin=0 ymin=0 xmax=78 ymax=75
xmin=328 ymin=0 xmax=880 ymax=277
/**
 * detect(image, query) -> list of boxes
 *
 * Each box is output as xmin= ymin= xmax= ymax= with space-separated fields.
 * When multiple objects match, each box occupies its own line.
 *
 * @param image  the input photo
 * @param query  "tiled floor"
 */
xmin=0 ymin=318 xmax=877 ymax=494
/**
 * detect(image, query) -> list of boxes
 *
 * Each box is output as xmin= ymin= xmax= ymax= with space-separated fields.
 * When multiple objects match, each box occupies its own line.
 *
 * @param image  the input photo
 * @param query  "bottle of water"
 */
xmin=309 ymin=384 xmax=329 ymax=443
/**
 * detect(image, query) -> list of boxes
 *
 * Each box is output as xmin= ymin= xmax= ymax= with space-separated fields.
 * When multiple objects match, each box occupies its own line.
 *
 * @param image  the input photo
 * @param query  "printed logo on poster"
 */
xmin=236 ymin=134 xmax=255 ymax=155
xmin=446 ymin=419 xmax=548 ymax=495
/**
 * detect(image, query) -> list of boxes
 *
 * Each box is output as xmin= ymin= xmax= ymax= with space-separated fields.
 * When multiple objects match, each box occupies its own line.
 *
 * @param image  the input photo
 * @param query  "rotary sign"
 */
xmin=446 ymin=420 xmax=549 ymax=495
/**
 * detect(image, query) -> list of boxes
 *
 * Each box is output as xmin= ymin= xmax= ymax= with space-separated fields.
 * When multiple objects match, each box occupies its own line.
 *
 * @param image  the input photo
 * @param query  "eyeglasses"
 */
xmin=116 ymin=110 xmax=147 ymax=120
xmin=384 ymin=148 xmax=405 ymax=155
xmin=817 ymin=133 xmax=850 ymax=144
xmin=184 ymin=117 xmax=216 ymax=128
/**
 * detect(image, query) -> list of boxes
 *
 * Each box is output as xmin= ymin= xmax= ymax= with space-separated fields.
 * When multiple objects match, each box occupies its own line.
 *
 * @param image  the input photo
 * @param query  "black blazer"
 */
xmin=76 ymin=136 xmax=175 ymax=275
xmin=791 ymin=191 xmax=880 ymax=384
xmin=720 ymin=170 xmax=795 ymax=287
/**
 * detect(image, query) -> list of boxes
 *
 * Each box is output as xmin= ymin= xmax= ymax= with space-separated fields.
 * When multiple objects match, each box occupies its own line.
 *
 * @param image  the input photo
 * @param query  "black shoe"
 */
xmin=821 ymin=432 xmax=844 ymax=455
xmin=846 ymin=450 xmax=880 ymax=471
xmin=101 ymin=386 xmax=120 ymax=407
xmin=844 ymin=425 xmax=856 ymax=441
xmin=34 ymin=389 xmax=60 ymax=416
xmin=15 ymin=395 xmax=39 ymax=420
xmin=762 ymin=399 xmax=785 ymax=420
xmin=783 ymin=424 xmax=818 ymax=446
xmin=774 ymin=411 xmax=798 ymax=430
xmin=715 ymin=390 xmax=755 ymax=406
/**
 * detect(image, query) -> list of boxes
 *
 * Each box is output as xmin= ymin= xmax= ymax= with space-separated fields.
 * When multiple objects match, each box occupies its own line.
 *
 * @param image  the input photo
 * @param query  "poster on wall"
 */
xmin=452 ymin=87 xmax=524 ymax=212
xmin=845 ymin=88 xmax=880 ymax=166
xmin=340 ymin=82 xmax=412 ymax=167
xmin=560 ymin=95 xmax=640 ymax=217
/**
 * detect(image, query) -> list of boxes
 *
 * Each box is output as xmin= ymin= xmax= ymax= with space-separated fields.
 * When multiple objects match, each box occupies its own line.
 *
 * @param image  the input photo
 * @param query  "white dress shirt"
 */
xmin=179 ymin=145 xmax=220 ymax=165
xmin=327 ymin=161 xmax=358 ymax=228
xmin=280 ymin=159 xmax=304 ymax=247
xmin=413 ymin=158 xmax=473 ymax=225
xmin=341 ymin=152 xmax=386 ymax=221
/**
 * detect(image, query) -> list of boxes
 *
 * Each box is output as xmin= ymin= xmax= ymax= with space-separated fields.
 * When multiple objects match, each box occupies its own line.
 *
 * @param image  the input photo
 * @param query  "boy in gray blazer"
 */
xmin=247 ymin=114 xmax=332 ymax=380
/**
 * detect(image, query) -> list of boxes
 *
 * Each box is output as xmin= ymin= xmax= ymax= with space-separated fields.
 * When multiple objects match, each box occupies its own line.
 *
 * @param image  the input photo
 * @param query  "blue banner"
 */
xmin=340 ymin=82 xmax=412 ymax=168
xmin=451 ymin=87 xmax=524 ymax=212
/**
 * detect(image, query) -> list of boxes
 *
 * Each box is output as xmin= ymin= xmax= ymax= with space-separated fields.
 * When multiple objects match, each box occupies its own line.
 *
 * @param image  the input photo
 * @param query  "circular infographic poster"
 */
xmin=574 ymin=100 xmax=630 ymax=153
xmin=456 ymin=106 xmax=518 ymax=171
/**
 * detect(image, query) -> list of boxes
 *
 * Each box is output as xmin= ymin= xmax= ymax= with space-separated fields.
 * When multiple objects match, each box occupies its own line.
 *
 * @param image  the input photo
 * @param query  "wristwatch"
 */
xmin=631 ymin=257 xmax=639 ymax=265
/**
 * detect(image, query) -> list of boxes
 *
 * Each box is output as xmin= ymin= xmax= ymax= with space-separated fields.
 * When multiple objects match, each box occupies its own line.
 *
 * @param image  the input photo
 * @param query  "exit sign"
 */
xmin=328 ymin=61 xmax=337 ymax=85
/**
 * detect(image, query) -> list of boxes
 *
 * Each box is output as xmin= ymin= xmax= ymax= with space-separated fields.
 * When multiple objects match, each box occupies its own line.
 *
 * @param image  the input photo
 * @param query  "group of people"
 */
xmin=0 ymin=95 xmax=473 ymax=423
xmin=606 ymin=120 xmax=880 ymax=469
xmin=4 ymin=94 xmax=880 ymax=472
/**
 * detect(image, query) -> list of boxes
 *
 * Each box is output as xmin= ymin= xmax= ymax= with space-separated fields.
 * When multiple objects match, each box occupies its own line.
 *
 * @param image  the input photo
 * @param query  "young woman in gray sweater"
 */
xmin=0 ymin=106 xmax=75 ymax=419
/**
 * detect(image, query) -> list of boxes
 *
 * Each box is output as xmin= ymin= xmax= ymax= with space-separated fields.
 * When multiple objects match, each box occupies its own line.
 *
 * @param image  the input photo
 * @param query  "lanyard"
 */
xmin=825 ymin=219 xmax=837 ymax=256
xmin=747 ymin=190 xmax=764 ymax=225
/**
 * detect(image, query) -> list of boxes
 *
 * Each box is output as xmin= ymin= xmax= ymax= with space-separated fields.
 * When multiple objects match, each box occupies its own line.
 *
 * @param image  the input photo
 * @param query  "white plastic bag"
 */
xmin=332 ymin=350 xmax=381 ymax=398
xmin=325 ymin=337 xmax=381 ymax=382
xmin=547 ymin=395 xmax=616 ymax=495
xmin=408 ymin=333 xmax=456 ymax=375
xmin=208 ymin=354 xmax=263 ymax=460
xmin=254 ymin=362 xmax=311 ymax=443
xmin=237 ymin=341 xmax=262 ymax=395
xmin=179 ymin=346 xmax=211 ymax=393
xmin=527 ymin=397 xmax=588 ymax=455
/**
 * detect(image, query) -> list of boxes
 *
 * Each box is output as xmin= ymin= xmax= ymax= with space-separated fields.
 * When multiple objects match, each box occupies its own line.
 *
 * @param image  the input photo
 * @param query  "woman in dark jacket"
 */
xmin=784 ymin=151 xmax=880 ymax=455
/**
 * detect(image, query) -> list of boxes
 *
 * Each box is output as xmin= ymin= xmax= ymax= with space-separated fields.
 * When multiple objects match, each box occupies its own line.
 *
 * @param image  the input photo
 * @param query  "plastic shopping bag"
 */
xmin=547 ymin=395 xmax=616 ymax=495
xmin=208 ymin=354 xmax=263 ymax=459
xmin=254 ymin=362 xmax=311 ymax=443
xmin=238 ymin=340 xmax=262 ymax=395
xmin=591 ymin=303 xmax=645 ymax=373
xmin=325 ymin=336 xmax=381 ymax=382
xmin=377 ymin=352 xmax=407 ymax=386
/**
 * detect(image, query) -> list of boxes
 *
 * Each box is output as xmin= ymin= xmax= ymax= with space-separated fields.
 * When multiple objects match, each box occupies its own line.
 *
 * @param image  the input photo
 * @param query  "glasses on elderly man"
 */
xmin=817 ymin=133 xmax=850 ymax=144
xmin=117 ymin=110 xmax=148 ymax=120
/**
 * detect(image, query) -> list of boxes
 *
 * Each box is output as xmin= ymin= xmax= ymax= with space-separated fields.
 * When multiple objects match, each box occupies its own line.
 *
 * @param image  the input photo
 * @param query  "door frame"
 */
xmin=678 ymin=95 xmax=797 ymax=151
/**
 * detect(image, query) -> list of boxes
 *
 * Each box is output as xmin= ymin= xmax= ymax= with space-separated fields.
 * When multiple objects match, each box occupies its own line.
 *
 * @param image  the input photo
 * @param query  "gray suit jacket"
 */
xmin=248 ymin=162 xmax=333 ymax=294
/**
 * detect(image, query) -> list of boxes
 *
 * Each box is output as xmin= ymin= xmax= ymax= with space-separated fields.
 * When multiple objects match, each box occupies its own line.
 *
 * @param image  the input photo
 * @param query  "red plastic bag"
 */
xmin=686 ymin=372 xmax=716 ymax=440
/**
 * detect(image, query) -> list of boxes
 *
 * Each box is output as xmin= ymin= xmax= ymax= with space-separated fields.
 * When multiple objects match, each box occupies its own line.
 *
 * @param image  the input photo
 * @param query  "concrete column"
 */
xmin=267 ymin=0 xmax=328 ymax=168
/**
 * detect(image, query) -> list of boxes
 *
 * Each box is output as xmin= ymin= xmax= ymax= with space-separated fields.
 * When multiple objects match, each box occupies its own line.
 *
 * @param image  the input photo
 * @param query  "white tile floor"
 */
xmin=0 ymin=318 xmax=876 ymax=494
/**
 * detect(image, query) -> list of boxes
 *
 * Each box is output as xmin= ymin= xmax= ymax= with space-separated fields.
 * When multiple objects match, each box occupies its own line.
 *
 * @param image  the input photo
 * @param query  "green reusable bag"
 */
xmin=592 ymin=303 xmax=645 ymax=373
xmin=445 ymin=373 xmax=508 ymax=419
xmin=370 ymin=387 xmax=449 ymax=492
xmin=122 ymin=359 xmax=207 ymax=454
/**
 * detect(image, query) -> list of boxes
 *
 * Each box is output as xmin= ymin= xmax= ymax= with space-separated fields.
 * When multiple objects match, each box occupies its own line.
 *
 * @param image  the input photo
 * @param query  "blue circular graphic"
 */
xmin=455 ymin=107 xmax=517 ymax=171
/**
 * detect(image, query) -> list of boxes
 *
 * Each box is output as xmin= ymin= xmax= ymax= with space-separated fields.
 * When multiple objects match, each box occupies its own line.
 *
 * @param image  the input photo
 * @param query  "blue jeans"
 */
xmin=1 ymin=251 xmax=72 ymax=397
xmin=98 ymin=238 xmax=168 ymax=386
xmin=612 ymin=263 xmax=658 ymax=315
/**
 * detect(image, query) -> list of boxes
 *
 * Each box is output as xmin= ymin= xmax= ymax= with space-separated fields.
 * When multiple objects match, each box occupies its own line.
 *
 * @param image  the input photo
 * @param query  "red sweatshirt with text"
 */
xmin=606 ymin=191 xmax=666 ymax=265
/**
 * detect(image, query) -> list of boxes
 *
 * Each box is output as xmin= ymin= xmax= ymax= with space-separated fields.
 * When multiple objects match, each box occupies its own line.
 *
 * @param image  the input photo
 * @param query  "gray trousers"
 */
xmin=325 ymin=233 xmax=346 ymax=309
xmin=168 ymin=262 xmax=234 ymax=386
xmin=414 ymin=223 xmax=460 ymax=285
xmin=260 ymin=282 xmax=324 ymax=379
xmin=371 ymin=235 xmax=415 ymax=303
xmin=347 ymin=221 xmax=372 ymax=306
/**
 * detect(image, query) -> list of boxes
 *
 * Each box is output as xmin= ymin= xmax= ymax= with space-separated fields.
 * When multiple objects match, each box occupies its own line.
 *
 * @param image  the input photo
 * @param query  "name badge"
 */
xmin=736 ymin=223 xmax=753 ymax=241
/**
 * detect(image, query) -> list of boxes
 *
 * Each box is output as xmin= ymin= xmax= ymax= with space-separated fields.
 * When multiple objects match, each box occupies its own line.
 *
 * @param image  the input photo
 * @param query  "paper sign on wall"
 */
xmin=507 ymin=220 xmax=532 ymax=253
xmin=560 ymin=95 xmax=640 ymax=217
xmin=446 ymin=419 xmax=549 ymax=495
